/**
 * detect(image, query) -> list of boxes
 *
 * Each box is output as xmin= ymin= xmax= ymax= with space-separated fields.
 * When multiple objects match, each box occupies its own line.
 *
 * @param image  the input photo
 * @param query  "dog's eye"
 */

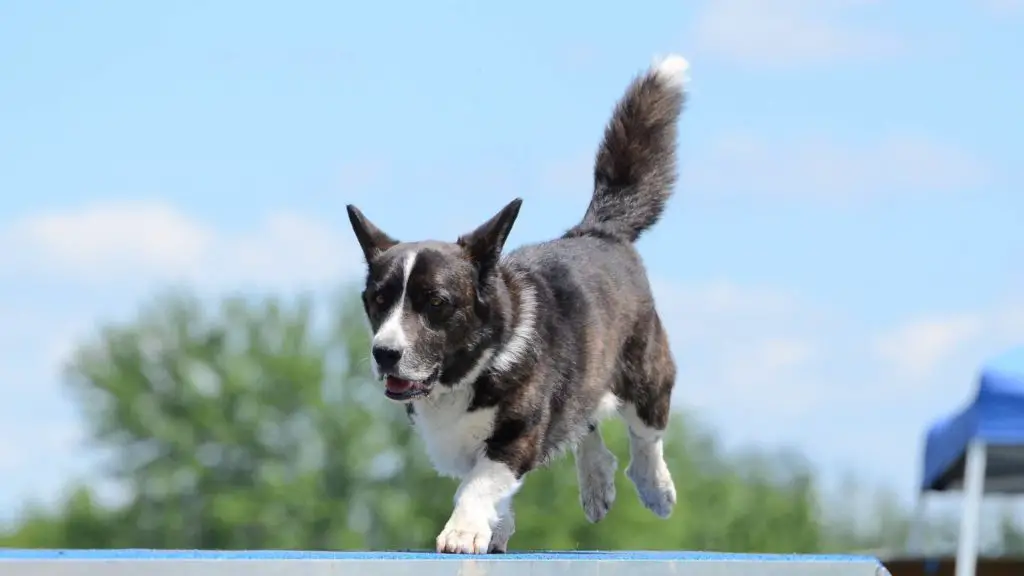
xmin=428 ymin=296 xmax=444 ymax=307
xmin=374 ymin=294 xmax=386 ymax=305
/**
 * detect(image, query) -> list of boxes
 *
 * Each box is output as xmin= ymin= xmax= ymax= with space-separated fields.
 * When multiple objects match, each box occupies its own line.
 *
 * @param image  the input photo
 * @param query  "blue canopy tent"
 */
xmin=908 ymin=347 xmax=1024 ymax=576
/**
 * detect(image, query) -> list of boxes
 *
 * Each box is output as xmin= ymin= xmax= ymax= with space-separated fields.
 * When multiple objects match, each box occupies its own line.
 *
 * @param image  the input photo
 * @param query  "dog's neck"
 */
xmin=429 ymin=264 xmax=538 ymax=400
xmin=487 ymin=264 xmax=538 ymax=374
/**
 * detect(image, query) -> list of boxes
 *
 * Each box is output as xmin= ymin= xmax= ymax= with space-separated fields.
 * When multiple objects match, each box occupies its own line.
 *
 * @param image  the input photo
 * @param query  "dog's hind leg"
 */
xmin=622 ymin=401 xmax=676 ymax=518
xmin=617 ymin=314 xmax=677 ymax=518
xmin=574 ymin=424 xmax=618 ymax=522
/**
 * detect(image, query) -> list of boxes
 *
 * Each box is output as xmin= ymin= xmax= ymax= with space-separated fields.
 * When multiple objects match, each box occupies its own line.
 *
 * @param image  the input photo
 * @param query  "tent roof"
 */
xmin=922 ymin=347 xmax=1024 ymax=492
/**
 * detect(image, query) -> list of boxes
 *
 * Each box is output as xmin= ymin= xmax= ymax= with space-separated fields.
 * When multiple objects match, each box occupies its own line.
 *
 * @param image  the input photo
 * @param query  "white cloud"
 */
xmin=206 ymin=212 xmax=358 ymax=288
xmin=1001 ymin=303 xmax=1024 ymax=337
xmin=8 ymin=202 xmax=210 ymax=278
xmin=753 ymin=337 xmax=815 ymax=372
xmin=666 ymin=281 xmax=797 ymax=318
xmin=980 ymin=0 xmax=1024 ymax=14
xmin=1 ymin=201 xmax=359 ymax=290
xmin=875 ymin=303 xmax=1024 ymax=387
xmin=653 ymin=280 xmax=826 ymax=419
xmin=874 ymin=314 xmax=985 ymax=382
xmin=0 ymin=419 xmax=85 ymax=485
xmin=0 ymin=200 xmax=367 ymax=516
xmin=692 ymin=0 xmax=901 ymax=68
xmin=545 ymin=132 xmax=986 ymax=206
xmin=650 ymin=277 xmax=1023 ymax=505
xmin=683 ymin=133 xmax=987 ymax=202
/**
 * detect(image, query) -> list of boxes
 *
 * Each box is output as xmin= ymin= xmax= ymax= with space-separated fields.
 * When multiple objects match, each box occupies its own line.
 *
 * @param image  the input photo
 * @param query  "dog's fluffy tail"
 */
xmin=567 ymin=55 xmax=688 ymax=243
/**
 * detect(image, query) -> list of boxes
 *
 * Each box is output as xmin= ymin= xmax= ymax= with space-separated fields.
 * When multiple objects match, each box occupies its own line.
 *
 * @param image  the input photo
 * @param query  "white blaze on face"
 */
xmin=372 ymin=251 xmax=418 ymax=356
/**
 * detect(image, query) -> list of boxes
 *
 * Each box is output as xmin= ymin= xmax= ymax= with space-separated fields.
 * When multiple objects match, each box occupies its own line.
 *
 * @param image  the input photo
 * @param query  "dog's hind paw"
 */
xmin=581 ymin=480 xmax=616 ymax=523
xmin=627 ymin=459 xmax=676 ymax=518
xmin=577 ymin=445 xmax=618 ymax=523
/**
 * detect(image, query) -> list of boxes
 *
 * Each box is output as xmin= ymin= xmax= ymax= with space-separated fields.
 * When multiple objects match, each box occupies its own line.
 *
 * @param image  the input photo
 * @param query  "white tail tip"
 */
xmin=652 ymin=54 xmax=690 ymax=88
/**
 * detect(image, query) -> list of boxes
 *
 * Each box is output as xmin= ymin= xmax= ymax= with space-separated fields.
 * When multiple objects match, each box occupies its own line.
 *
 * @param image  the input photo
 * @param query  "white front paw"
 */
xmin=436 ymin=518 xmax=493 ymax=554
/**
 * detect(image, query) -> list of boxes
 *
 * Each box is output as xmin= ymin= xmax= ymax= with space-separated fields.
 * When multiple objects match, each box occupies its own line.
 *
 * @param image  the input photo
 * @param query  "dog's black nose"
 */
xmin=372 ymin=346 xmax=402 ymax=372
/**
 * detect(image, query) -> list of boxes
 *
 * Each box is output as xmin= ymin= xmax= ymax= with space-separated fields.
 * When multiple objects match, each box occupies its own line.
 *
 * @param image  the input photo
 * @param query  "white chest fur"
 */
xmin=411 ymin=389 xmax=497 ymax=479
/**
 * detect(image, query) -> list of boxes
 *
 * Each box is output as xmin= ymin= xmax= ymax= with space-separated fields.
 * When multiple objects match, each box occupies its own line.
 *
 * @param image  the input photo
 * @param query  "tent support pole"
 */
xmin=955 ymin=440 xmax=987 ymax=576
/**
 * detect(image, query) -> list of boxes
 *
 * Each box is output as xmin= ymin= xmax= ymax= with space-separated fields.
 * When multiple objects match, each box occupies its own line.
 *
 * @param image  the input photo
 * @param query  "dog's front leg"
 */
xmin=488 ymin=507 xmax=515 ymax=553
xmin=436 ymin=458 xmax=522 ymax=554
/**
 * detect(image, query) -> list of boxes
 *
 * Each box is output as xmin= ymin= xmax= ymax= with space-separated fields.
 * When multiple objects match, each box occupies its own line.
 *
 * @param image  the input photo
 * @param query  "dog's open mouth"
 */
xmin=384 ymin=376 xmax=429 ymax=401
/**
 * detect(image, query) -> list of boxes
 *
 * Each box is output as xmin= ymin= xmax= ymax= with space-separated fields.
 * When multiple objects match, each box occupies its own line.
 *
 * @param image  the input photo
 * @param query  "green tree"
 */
xmin=56 ymin=287 xmax=454 ymax=550
xmin=0 ymin=287 xmax=914 ymax=553
xmin=0 ymin=487 xmax=118 ymax=549
xmin=998 ymin=508 xmax=1024 ymax=556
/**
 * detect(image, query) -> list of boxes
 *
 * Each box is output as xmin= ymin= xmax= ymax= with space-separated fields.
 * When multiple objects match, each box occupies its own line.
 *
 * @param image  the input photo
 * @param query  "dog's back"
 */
xmin=499 ymin=55 xmax=686 ymax=465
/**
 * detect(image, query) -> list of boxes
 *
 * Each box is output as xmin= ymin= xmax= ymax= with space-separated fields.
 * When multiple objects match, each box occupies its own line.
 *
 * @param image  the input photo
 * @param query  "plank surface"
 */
xmin=0 ymin=549 xmax=890 ymax=576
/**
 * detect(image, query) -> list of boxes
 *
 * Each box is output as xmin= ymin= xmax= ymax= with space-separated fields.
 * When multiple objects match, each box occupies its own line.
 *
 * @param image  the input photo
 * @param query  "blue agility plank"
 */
xmin=0 ymin=549 xmax=889 ymax=576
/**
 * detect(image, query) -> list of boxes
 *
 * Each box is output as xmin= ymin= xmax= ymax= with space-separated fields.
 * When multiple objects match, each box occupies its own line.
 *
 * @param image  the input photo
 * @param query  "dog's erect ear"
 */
xmin=457 ymin=198 xmax=523 ymax=280
xmin=347 ymin=205 xmax=398 ymax=263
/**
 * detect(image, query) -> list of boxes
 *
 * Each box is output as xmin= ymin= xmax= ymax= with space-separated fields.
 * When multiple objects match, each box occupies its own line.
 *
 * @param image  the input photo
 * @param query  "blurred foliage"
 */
xmin=2 ymin=287 xmax=1023 ymax=553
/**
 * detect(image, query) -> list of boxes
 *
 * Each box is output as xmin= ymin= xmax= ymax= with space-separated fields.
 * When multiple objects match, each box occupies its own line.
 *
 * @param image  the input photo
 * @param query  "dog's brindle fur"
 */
xmin=347 ymin=55 xmax=688 ymax=554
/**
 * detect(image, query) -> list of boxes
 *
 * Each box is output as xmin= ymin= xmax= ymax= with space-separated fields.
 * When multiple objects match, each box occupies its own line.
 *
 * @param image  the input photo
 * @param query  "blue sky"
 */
xmin=0 ymin=0 xmax=1022 ymax=527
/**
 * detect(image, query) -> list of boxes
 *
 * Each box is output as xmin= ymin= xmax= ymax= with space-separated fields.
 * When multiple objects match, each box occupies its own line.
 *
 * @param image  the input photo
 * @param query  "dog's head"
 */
xmin=346 ymin=199 xmax=522 ymax=402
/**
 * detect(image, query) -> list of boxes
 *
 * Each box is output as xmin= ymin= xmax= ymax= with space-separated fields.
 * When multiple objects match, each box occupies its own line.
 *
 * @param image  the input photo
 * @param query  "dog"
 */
xmin=346 ymin=54 xmax=688 ymax=554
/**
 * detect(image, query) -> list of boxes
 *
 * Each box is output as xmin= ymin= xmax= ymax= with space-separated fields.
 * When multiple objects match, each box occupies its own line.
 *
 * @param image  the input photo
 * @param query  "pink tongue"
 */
xmin=386 ymin=377 xmax=414 ymax=393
